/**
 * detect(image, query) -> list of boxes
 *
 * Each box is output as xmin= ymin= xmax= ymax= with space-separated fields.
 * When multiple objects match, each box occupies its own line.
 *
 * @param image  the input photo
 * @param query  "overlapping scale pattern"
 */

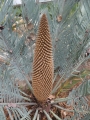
xmin=32 ymin=14 xmax=54 ymax=102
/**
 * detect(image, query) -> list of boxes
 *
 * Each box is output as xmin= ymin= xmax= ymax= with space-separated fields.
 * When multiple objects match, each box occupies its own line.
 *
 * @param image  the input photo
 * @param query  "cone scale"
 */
xmin=32 ymin=14 xmax=54 ymax=102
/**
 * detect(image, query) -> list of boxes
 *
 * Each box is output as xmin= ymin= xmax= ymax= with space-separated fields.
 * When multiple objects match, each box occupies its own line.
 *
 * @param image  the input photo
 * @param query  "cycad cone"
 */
xmin=32 ymin=14 xmax=54 ymax=102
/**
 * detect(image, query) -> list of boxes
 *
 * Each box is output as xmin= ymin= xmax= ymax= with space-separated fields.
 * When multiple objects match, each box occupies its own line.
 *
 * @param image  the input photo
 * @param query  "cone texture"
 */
xmin=32 ymin=14 xmax=54 ymax=102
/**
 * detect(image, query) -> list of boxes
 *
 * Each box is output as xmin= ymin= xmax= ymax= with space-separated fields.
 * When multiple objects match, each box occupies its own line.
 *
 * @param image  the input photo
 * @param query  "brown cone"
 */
xmin=32 ymin=14 xmax=54 ymax=102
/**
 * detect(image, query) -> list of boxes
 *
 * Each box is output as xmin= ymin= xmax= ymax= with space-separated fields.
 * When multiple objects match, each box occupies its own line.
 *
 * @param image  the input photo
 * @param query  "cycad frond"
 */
xmin=0 ymin=65 xmax=33 ymax=120
xmin=32 ymin=14 xmax=54 ymax=102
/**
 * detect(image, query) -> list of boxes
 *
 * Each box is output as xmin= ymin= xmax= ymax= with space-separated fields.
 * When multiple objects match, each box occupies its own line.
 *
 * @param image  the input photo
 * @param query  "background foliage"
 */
xmin=0 ymin=0 xmax=90 ymax=119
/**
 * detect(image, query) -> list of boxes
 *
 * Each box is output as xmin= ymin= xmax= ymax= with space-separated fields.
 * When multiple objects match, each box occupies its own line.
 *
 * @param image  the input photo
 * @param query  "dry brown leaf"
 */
xmin=85 ymin=59 xmax=90 ymax=70
xmin=0 ymin=57 xmax=5 ymax=63
xmin=86 ymin=95 xmax=90 ymax=106
xmin=59 ymin=102 xmax=74 ymax=119
xmin=13 ymin=28 xmax=23 ymax=37
xmin=56 ymin=15 xmax=62 ymax=22
xmin=0 ymin=55 xmax=7 ymax=63
xmin=48 ymin=95 xmax=55 ymax=100
xmin=30 ymin=33 xmax=36 ymax=40
xmin=12 ymin=18 xmax=24 ymax=28
xmin=27 ymin=22 xmax=34 ymax=30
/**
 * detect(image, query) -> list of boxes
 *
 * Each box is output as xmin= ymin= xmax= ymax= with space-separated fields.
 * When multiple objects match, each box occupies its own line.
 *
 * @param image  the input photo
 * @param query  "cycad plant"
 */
xmin=0 ymin=0 xmax=90 ymax=120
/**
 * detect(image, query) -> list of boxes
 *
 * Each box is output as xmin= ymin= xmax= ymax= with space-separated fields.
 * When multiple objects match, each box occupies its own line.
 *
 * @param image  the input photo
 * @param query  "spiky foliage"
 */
xmin=0 ymin=0 xmax=90 ymax=120
xmin=80 ymin=114 xmax=90 ymax=120
xmin=32 ymin=14 xmax=54 ymax=102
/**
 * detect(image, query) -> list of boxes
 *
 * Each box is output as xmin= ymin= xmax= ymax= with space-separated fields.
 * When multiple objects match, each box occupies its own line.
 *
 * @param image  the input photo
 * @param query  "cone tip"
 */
xmin=41 ymin=14 xmax=46 ymax=18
